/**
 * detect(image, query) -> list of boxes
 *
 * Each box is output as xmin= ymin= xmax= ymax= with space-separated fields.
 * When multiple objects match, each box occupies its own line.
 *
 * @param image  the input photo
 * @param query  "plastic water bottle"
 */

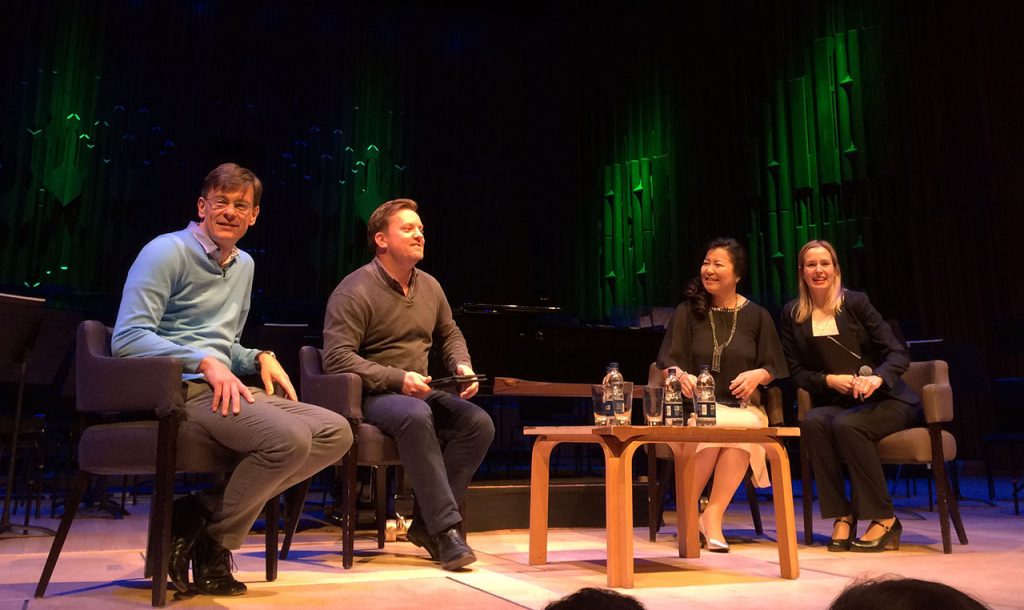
xmin=604 ymin=363 xmax=628 ymax=425
xmin=664 ymin=368 xmax=686 ymax=426
xmin=694 ymin=364 xmax=717 ymax=427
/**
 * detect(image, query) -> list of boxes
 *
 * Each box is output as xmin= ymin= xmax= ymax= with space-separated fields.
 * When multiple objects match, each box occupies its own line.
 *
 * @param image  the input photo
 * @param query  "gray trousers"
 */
xmin=801 ymin=398 xmax=921 ymax=521
xmin=182 ymin=381 xmax=353 ymax=549
xmin=363 ymin=390 xmax=494 ymax=535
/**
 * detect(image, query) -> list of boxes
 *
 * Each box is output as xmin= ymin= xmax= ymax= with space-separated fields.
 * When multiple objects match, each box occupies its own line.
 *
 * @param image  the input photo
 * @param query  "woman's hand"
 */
xmin=663 ymin=367 xmax=697 ymax=398
xmin=826 ymin=374 xmax=856 ymax=395
xmin=730 ymin=368 xmax=771 ymax=401
xmin=853 ymin=374 xmax=883 ymax=400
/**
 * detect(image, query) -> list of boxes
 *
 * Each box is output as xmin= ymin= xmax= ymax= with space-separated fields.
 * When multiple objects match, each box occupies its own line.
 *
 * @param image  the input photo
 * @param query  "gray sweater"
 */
xmin=322 ymin=258 xmax=472 ymax=394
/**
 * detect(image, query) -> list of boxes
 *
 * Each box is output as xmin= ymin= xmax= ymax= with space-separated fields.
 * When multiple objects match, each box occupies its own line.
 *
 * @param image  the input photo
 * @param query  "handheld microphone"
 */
xmin=855 ymin=365 xmax=874 ymax=401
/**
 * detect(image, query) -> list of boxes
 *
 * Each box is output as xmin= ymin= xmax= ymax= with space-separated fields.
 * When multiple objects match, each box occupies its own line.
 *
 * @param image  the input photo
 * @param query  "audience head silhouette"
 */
xmin=829 ymin=576 xmax=989 ymax=610
xmin=545 ymin=587 xmax=646 ymax=610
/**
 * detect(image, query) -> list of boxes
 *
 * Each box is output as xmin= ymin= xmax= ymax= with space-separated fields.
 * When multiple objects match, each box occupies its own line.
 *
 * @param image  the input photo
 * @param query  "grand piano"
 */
xmin=452 ymin=303 xmax=666 ymax=386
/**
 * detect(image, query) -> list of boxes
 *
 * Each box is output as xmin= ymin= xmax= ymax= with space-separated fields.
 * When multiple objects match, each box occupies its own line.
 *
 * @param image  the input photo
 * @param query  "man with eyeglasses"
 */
xmin=322 ymin=198 xmax=494 ymax=570
xmin=112 ymin=163 xmax=352 ymax=597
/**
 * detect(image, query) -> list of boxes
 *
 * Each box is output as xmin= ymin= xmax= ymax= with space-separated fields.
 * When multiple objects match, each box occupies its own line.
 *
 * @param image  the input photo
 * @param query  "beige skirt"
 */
xmin=694 ymin=403 xmax=771 ymax=488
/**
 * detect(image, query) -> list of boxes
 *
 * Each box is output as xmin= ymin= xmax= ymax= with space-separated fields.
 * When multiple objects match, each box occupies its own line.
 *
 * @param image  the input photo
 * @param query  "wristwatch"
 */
xmin=255 ymin=350 xmax=277 ymax=371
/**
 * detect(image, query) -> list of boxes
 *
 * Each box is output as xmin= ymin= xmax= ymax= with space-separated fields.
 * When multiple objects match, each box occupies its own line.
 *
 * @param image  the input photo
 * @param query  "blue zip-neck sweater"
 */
xmin=112 ymin=224 xmax=259 ymax=378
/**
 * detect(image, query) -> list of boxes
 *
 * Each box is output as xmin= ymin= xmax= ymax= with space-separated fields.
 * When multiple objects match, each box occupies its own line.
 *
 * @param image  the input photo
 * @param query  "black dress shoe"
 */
xmin=406 ymin=519 xmax=440 ymax=561
xmin=850 ymin=518 xmax=902 ymax=553
xmin=827 ymin=517 xmax=856 ymax=553
xmin=193 ymin=532 xmax=247 ymax=596
xmin=434 ymin=526 xmax=476 ymax=570
xmin=169 ymin=495 xmax=209 ymax=592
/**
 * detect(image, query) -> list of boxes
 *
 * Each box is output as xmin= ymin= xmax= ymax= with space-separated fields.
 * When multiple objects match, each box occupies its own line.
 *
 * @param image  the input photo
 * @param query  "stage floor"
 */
xmin=1 ymin=477 xmax=1022 ymax=609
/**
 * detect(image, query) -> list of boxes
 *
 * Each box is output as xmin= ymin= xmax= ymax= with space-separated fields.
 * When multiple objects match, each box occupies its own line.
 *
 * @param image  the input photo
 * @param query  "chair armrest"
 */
xmin=762 ymin=386 xmax=785 ymax=427
xmin=77 ymin=353 xmax=184 ymax=415
xmin=301 ymin=371 xmax=364 ymax=421
xmin=796 ymin=388 xmax=813 ymax=423
xmin=921 ymin=382 xmax=953 ymax=424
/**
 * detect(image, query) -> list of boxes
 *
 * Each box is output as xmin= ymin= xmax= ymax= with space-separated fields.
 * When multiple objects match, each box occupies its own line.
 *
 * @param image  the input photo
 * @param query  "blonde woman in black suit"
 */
xmin=780 ymin=240 xmax=921 ymax=553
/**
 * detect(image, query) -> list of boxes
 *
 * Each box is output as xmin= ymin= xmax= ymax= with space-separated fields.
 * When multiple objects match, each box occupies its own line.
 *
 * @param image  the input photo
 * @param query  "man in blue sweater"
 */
xmin=113 ymin=163 xmax=352 ymax=596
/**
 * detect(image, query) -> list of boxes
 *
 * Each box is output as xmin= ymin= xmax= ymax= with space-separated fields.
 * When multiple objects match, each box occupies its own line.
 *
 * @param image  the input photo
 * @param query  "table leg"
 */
xmin=669 ymin=442 xmax=700 ymax=558
xmin=763 ymin=440 xmax=799 ymax=579
xmin=529 ymin=438 xmax=558 ymax=565
xmin=603 ymin=441 xmax=639 ymax=588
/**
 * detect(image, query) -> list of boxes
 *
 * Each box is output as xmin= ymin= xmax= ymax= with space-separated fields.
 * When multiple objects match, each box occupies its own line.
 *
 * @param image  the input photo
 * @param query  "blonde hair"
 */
xmin=793 ymin=239 xmax=844 ymax=324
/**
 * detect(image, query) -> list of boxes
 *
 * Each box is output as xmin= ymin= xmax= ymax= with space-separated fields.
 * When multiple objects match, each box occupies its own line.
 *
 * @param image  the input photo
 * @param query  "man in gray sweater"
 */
xmin=322 ymin=198 xmax=494 ymax=570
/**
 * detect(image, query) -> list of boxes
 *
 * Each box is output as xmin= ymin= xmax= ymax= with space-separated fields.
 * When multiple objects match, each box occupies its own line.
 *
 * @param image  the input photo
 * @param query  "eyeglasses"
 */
xmin=203 ymin=196 xmax=254 ymax=214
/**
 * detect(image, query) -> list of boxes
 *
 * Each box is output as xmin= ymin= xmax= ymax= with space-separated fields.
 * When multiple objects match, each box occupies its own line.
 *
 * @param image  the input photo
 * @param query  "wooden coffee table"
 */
xmin=523 ymin=424 xmax=801 ymax=588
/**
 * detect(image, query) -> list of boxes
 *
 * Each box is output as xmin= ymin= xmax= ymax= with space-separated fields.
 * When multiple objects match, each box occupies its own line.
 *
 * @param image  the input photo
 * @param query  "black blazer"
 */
xmin=780 ymin=290 xmax=920 ymax=407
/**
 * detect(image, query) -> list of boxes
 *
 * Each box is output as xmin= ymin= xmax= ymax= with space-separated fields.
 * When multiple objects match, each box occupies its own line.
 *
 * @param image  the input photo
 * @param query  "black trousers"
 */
xmin=363 ymin=390 xmax=495 ymax=534
xmin=801 ymin=397 xmax=921 ymax=521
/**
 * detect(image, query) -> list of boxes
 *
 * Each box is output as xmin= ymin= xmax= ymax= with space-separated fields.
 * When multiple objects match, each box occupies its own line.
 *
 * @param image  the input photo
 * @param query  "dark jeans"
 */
xmin=363 ymin=390 xmax=494 ymax=534
xmin=801 ymin=397 xmax=921 ymax=521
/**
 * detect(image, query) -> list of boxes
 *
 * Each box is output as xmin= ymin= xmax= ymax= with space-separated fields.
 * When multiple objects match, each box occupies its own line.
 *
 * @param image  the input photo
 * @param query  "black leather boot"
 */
xmin=193 ymin=531 xmax=247 ymax=596
xmin=168 ymin=495 xmax=208 ymax=592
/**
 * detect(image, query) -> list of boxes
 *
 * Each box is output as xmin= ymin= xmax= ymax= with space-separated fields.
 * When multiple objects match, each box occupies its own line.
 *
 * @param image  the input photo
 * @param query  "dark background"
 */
xmin=2 ymin=0 xmax=1022 ymax=460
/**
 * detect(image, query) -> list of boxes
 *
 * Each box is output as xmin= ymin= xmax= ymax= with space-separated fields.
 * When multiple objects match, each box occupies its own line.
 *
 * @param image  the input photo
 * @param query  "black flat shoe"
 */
xmin=434 ymin=526 xmax=477 ymax=570
xmin=850 ymin=518 xmax=902 ymax=553
xmin=827 ymin=517 xmax=856 ymax=553
xmin=406 ymin=519 xmax=440 ymax=561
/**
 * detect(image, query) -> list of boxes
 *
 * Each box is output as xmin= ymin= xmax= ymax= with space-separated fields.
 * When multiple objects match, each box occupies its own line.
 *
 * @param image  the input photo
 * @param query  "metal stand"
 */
xmin=1 ymin=293 xmax=55 ymax=538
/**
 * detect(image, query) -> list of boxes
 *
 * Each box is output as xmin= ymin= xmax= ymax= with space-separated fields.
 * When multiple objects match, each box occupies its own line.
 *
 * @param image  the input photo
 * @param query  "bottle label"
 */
xmin=602 ymin=399 xmax=615 ymax=417
xmin=696 ymin=399 xmax=716 ymax=420
xmin=612 ymin=398 xmax=625 ymax=415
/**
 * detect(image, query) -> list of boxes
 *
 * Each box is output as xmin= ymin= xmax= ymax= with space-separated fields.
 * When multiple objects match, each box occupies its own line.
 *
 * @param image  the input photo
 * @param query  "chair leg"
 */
xmin=375 ymin=466 xmax=387 ymax=549
xmin=35 ymin=471 xmax=91 ymax=599
xmin=927 ymin=467 xmax=934 ymax=512
xmin=280 ymin=478 xmax=312 ymax=560
xmin=985 ymin=444 xmax=997 ymax=501
xmin=745 ymin=471 xmax=763 ymax=535
xmin=264 ymin=497 xmax=278 ymax=582
xmin=148 ymin=416 xmax=180 ymax=607
xmin=945 ymin=467 xmax=969 ymax=546
xmin=800 ymin=447 xmax=815 ymax=545
xmin=647 ymin=448 xmax=658 ymax=542
xmin=928 ymin=427 xmax=953 ymax=554
xmin=342 ymin=456 xmax=357 ymax=569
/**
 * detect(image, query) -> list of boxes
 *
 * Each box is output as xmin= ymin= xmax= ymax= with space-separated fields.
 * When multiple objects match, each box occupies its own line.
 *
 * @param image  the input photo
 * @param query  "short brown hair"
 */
xmin=367 ymin=198 xmax=418 ymax=252
xmin=201 ymin=163 xmax=263 ymax=207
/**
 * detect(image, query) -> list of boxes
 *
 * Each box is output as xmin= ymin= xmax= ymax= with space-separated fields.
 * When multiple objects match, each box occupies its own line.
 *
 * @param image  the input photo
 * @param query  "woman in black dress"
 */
xmin=780 ymin=240 xmax=921 ymax=552
xmin=656 ymin=237 xmax=788 ymax=552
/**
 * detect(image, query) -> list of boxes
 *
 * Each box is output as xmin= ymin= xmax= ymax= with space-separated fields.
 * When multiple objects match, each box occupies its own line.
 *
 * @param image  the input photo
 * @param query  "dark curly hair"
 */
xmin=684 ymin=237 xmax=747 ymax=321
xmin=544 ymin=587 xmax=646 ymax=610
xmin=830 ymin=576 xmax=989 ymax=610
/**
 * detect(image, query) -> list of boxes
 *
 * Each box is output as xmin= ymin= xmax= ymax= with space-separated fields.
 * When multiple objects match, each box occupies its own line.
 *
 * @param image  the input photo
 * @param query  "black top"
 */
xmin=780 ymin=289 xmax=920 ymax=407
xmin=656 ymin=299 xmax=789 ymax=405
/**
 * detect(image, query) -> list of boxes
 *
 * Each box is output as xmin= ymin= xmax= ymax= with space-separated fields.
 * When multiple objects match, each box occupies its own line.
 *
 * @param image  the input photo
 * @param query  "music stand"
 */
xmin=0 ymin=293 xmax=54 ymax=537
